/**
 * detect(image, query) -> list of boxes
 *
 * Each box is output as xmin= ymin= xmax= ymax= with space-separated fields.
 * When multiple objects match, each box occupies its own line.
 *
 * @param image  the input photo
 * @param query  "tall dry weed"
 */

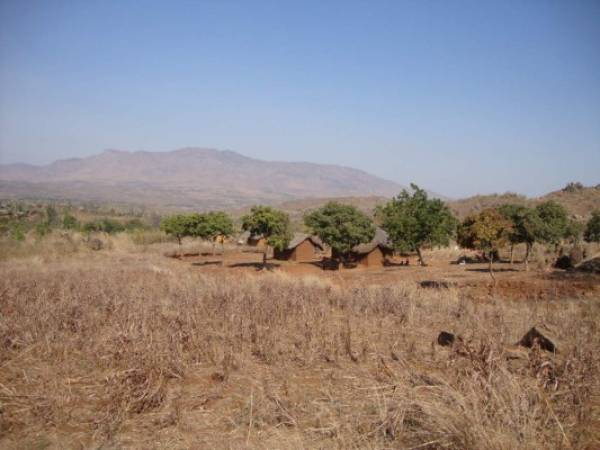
xmin=0 ymin=254 xmax=598 ymax=449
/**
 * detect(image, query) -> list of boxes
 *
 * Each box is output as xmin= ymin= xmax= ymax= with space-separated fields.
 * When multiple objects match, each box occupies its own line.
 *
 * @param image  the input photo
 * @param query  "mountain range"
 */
xmin=0 ymin=148 xmax=406 ymax=209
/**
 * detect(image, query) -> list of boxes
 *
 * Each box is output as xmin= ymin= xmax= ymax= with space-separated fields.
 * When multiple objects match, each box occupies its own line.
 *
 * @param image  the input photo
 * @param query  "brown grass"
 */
xmin=1 ymin=248 xmax=599 ymax=449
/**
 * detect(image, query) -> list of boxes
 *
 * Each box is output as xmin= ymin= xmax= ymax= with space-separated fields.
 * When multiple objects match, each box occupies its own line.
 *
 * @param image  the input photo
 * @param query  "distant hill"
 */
xmin=448 ymin=184 xmax=600 ymax=219
xmin=0 ymin=148 xmax=405 ymax=210
xmin=266 ymin=184 xmax=600 ymax=223
xmin=1 ymin=150 xmax=597 ymax=219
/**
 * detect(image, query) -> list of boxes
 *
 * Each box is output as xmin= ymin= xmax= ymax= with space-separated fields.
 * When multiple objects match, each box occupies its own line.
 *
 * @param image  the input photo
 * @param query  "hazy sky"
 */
xmin=1 ymin=0 xmax=599 ymax=198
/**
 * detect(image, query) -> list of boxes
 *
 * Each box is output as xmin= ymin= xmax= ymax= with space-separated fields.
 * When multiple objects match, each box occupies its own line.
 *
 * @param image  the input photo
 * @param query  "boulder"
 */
xmin=517 ymin=327 xmax=556 ymax=353
xmin=575 ymin=255 xmax=600 ymax=274
xmin=554 ymin=255 xmax=573 ymax=270
xmin=437 ymin=331 xmax=457 ymax=347
xmin=87 ymin=238 xmax=104 ymax=251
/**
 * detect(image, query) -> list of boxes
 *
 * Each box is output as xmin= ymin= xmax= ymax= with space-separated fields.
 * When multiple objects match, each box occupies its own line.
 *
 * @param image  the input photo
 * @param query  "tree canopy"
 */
xmin=160 ymin=214 xmax=197 ymax=245
xmin=376 ymin=184 xmax=456 ymax=265
xmin=304 ymin=201 xmax=375 ymax=260
xmin=241 ymin=206 xmax=292 ymax=254
xmin=62 ymin=213 xmax=80 ymax=230
xmin=192 ymin=211 xmax=234 ymax=241
xmin=585 ymin=210 xmax=600 ymax=243
xmin=457 ymin=208 xmax=513 ymax=279
xmin=534 ymin=201 xmax=569 ymax=247
xmin=498 ymin=204 xmax=544 ymax=267
xmin=160 ymin=211 xmax=235 ymax=246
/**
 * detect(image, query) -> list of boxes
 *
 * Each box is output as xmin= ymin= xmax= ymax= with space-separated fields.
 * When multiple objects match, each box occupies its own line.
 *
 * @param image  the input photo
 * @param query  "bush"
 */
xmin=62 ymin=213 xmax=80 ymax=230
xmin=82 ymin=218 xmax=125 ymax=234
xmin=584 ymin=210 xmax=600 ymax=243
xmin=562 ymin=182 xmax=584 ymax=193
xmin=34 ymin=221 xmax=51 ymax=238
xmin=10 ymin=223 xmax=25 ymax=242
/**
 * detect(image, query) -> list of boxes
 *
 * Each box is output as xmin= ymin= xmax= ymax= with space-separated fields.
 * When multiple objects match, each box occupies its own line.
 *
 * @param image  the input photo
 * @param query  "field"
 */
xmin=1 ymin=235 xmax=599 ymax=449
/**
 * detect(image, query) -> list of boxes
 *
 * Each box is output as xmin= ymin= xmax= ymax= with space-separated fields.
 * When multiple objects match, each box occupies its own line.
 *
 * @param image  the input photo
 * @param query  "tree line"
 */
xmin=1 ymin=204 xmax=149 ymax=241
xmin=160 ymin=185 xmax=600 ymax=272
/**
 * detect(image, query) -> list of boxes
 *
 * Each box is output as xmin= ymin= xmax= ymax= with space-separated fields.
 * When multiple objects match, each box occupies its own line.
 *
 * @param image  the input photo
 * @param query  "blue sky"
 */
xmin=1 ymin=0 xmax=599 ymax=198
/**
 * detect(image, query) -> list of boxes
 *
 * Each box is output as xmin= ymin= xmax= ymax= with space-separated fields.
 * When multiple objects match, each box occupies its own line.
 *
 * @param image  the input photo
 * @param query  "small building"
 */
xmin=274 ymin=233 xmax=324 ymax=262
xmin=349 ymin=228 xmax=393 ymax=268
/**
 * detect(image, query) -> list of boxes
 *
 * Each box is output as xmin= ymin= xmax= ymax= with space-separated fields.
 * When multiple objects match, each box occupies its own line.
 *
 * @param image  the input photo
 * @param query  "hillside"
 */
xmin=449 ymin=184 xmax=600 ymax=219
xmin=267 ymin=184 xmax=600 ymax=223
xmin=0 ymin=148 xmax=405 ymax=210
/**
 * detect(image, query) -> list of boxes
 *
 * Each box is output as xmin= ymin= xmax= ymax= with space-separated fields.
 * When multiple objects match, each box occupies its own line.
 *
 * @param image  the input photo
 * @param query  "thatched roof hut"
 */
xmin=350 ymin=228 xmax=393 ymax=268
xmin=274 ymin=233 xmax=324 ymax=262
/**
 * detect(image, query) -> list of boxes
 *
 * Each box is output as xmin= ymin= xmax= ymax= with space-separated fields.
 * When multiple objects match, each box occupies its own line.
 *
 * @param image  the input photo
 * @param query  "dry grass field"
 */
xmin=1 ymin=234 xmax=599 ymax=449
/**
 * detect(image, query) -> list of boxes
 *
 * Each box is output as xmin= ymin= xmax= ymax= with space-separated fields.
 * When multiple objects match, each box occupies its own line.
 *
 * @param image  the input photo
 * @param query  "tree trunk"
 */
xmin=212 ymin=240 xmax=216 ymax=256
xmin=262 ymin=248 xmax=268 ymax=269
xmin=509 ymin=244 xmax=514 ymax=266
xmin=336 ymin=252 xmax=344 ymax=271
xmin=489 ymin=251 xmax=496 ymax=283
xmin=524 ymin=243 xmax=531 ymax=271
xmin=416 ymin=247 xmax=427 ymax=266
xmin=177 ymin=235 xmax=182 ymax=246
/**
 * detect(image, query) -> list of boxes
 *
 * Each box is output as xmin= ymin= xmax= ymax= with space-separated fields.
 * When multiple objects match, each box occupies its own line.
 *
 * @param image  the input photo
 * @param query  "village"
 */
xmin=1 ymin=1 xmax=599 ymax=446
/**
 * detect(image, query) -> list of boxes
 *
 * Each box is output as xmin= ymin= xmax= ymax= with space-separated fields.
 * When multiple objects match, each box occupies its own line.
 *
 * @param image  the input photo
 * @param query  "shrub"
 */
xmin=584 ymin=210 xmax=600 ymax=243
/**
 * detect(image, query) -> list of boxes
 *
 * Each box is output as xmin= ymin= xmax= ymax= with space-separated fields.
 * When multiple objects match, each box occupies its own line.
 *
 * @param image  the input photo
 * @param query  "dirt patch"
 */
xmin=174 ymin=251 xmax=600 ymax=301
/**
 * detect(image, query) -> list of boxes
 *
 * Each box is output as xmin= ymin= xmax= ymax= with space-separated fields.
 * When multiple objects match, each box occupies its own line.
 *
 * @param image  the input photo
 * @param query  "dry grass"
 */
xmin=0 ymin=249 xmax=599 ymax=449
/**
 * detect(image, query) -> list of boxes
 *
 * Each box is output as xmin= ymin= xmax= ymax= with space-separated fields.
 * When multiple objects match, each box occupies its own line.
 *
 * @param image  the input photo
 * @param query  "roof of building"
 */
xmin=352 ymin=227 xmax=392 ymax=255
xmin=286 ymin=233 xmax=324 ymax=250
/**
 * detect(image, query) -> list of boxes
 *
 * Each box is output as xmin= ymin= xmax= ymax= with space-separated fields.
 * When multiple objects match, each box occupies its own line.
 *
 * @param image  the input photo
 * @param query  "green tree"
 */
xmin=377 ymin=184 xmax=457 ymax=266
xmin=189 ymin=211 xmax=235 ymax=254
xmin=205 ymin=211 xmax=234 ymax=254
xmin=241 ymin=206 xmax=291 ymax=267
xmin=458 ymin=208 xmax=513 ymax=280
xmin=304 ymin=201 xmax=375 ymax=266
xmin=160 ymin=214 xmax=197 ymax=245
xmin=584 ymin=210 xmax=600 ymax=243
xmin=565 ymin=219 xmax=584 ymax=244
xmin=535 ymin=201 xmax=569 ymax=250
xmin=82 ymin=218 xmax=125 ymax=234
xmin=498 ymin=204 xmax=544 ymax=270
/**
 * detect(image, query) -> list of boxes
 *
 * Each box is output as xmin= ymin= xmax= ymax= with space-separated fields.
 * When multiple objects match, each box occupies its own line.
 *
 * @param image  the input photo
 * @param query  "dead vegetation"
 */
xmin=1 ymin=249 xmax=599 ymax=449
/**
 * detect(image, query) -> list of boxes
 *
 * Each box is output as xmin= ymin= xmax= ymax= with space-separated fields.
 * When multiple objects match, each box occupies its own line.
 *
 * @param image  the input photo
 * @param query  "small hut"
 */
xmin=350 ymin=228 xmax=393 ymax=268
xmin=274 ymin=233 xmax=324 ymax=262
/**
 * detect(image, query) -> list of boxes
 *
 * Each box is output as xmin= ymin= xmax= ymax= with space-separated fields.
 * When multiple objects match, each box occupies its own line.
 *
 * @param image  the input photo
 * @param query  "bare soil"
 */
xmin=175 ymin=248 xmax=600 ymax=302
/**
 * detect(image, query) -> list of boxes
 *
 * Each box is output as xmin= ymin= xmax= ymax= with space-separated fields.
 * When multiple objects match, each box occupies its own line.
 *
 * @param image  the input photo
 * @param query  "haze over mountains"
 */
xmin=0 ymin=148 xmax=406 ymax=209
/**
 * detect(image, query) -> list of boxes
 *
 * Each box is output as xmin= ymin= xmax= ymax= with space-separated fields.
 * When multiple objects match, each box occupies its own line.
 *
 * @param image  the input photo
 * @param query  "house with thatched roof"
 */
xmin=274 ymin=233 xmax=324 ymax=262
xmin=349 ymin=228 xmax=393 ymax=268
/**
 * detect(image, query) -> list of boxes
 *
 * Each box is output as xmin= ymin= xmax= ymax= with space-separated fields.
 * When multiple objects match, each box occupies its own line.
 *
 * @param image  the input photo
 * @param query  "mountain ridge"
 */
xmin=0 ymin=148 xmax=407 ymax=209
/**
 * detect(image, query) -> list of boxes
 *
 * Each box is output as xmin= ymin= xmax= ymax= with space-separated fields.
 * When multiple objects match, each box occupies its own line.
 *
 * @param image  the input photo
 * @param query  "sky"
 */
xmin=0 ymin=0 xmax=599 ymax=198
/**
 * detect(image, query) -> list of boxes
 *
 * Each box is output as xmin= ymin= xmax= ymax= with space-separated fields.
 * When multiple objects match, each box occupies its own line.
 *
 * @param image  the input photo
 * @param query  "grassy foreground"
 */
xmin=0 ymin=245 xmax=599 ymax=449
